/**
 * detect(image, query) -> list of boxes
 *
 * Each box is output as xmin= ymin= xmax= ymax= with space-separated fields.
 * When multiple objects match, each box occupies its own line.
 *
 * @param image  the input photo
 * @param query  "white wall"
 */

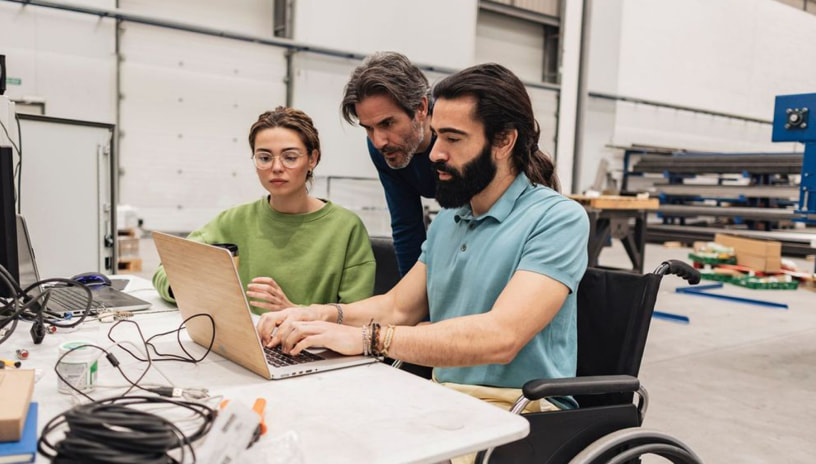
xmin=6 ymin=0 xmax=816 ymax=228
xmin=118 ymin=23 xmax=288 ymax=232
xmin=293 ymin=0 xmax=478 ymax=70
xmin=579 ymin=0 xmax=815 ymax=193
xmin=0 ymin=1 xmax=116 ymax=122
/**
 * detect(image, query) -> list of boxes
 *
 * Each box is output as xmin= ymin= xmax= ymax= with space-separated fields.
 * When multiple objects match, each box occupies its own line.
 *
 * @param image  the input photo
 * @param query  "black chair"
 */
xmin=476 ymin=260 xmax=703 ymax=464
xmin=370 ymin=236 xmax=402 ymax=296
xmin=369 ymin=236 xmax=433 ymax=379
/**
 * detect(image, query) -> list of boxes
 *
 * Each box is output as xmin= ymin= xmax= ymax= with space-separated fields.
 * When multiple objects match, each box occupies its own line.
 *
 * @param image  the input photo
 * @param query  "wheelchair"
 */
xmin=476 ymin=260 xmax=703 ymax=464
xmin=370 ymin=237 xmax=703 ymax=463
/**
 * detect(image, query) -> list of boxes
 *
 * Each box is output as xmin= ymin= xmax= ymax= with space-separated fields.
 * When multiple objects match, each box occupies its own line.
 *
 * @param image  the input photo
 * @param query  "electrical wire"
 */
xmin=0 ymin=273 xmax=93 ymax=349
xmin=58 ymin=338 xmax=209 ymax=404
xmin=0 ymin=115 xmax=22 ymax=212
xmin=0 ymin=116 xmax=21 ymax=155
xmin=107 ymin=314 xmax=215 ymax=364
xmin=37 ymin=396 xmax=215 ymax=464
xmin=0 ymin=264 xmax=104 ymax=347
xmin=14 ymin=113 xmax=21 ymax=213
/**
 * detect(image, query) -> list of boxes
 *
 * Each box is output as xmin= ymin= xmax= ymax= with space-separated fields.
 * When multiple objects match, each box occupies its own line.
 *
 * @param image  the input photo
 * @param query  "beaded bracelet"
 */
xmin=370 ymin=322 xmax=381 ymax=357
xmin=361 ymin=323 xmax=370 ymax=356
xmin=331 ymin=303 xmax=344 ymax=325
xmin=381 ymin=325 xmax=396 ymax=358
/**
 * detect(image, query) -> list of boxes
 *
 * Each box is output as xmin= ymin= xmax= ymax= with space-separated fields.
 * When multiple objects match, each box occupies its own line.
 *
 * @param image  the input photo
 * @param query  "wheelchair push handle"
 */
xmin=654 ymin=260 xmax=700 ymax=284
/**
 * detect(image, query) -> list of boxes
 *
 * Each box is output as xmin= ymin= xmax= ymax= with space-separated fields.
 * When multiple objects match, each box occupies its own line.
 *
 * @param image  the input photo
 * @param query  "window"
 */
xmin=774 ymin=0 xmax=816 ymax=15
xmin=476 ymin=1 xmax=561 ymax=84
xmin=273 ymin=0 xmax=294 ymax=38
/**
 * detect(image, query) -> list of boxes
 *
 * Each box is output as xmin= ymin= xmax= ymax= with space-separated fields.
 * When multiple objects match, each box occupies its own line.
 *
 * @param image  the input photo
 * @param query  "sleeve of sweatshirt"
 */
xmin=337 ymin=218 xmax=376 ymax=304
xmin=151 ymin=225 xmax=215 ymax=304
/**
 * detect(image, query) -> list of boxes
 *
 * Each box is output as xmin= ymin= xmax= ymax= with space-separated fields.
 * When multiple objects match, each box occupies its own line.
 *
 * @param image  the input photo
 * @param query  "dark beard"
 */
xmin=433 ymin=143 xmax=496 ymax=209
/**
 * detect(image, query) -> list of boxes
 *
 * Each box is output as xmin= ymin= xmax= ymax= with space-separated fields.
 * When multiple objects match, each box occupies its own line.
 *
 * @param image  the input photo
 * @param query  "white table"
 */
xmin=4 ymin=277 xmax=529 ymax=464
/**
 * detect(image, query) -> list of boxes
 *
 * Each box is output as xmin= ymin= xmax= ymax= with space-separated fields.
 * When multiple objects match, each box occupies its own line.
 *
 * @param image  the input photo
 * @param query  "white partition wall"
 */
xmin=0 ymin=1 xmax=116 ymax=122
xmin=18 ymin=115 xmax=115 ymax=278
xmin=117 ymin=23 xmax=288 ymax=232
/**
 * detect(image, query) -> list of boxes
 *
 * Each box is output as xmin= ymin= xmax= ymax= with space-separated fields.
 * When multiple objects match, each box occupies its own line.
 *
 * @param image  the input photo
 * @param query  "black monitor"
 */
xmin=0 ymin=145 xmax=18 ymax=297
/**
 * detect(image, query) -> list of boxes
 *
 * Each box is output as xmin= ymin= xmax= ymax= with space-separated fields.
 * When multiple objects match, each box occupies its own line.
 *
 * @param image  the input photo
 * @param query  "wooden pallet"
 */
xmin=569 ymin=194 xmax=660 ymax=210
xmin=117 ymin=257 xmax=143 ymax=273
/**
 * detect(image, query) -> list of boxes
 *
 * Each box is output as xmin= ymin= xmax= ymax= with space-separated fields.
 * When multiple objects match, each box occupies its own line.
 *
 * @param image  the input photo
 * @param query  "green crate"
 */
xmin=731 ymin=277 xmax=798 ymax=290
xmin=700 ymin=273 xmax=799 ymax=290
xmin=688 ymin=253 xmax=737 ymax=265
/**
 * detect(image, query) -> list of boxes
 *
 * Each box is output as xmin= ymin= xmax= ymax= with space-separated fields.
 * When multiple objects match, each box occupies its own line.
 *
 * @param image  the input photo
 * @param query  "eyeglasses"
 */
xmin=252 ymin=152 xmax=306 ymax=170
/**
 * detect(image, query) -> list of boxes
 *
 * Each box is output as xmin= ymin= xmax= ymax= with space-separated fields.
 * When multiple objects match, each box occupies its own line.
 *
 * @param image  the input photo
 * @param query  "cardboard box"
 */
xmin=118 ymin=236 xmax=140 ymax=258
xmin=714 ymin=234 xmax=781 ymax=273
xmin=0 ymin=370 xmax=35 ymax=442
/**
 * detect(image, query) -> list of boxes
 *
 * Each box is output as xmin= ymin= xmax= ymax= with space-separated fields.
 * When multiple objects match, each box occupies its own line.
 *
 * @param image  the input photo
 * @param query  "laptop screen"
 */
xmin=16 ymin=215 xmax=40 ymax=290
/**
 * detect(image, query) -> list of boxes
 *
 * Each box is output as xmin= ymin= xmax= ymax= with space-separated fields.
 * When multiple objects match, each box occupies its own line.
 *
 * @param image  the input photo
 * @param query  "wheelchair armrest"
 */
xmin=522 ymin=375 xmax=640 ymax=400
xmin=655 ymin=259 xmax=700 ymax=284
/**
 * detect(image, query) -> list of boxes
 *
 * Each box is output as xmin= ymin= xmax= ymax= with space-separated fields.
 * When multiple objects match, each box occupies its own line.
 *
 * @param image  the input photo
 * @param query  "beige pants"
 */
xmin=435 ymin=378 xmax=560 ymax=464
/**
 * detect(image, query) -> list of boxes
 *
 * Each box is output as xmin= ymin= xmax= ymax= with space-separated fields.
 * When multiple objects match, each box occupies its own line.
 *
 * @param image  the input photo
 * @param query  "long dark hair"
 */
xmin=432 ymin=63 xmax=560 ymax=191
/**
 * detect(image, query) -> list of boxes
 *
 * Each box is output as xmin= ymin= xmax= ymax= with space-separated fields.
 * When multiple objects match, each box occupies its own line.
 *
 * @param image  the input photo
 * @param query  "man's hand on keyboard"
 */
xmin=256 ymin=305 xmax=328 ymax=347
xmin=277 ymin=320 xmax=362 ymax=356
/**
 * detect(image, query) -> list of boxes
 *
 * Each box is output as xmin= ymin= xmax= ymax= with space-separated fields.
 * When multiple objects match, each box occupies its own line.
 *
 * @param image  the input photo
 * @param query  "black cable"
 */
xmin=13 ymin=113 xmax=21 ymax=213
xmin=0 ymin=117 xmax=21 ymax=155
xmin=54 ymin=340 xmax=156 ymax=402
xmin=107 ymin=314 xmax=215 ymax=364
xmin=0 ymin=264 xmax=94 ymax=346
xmin=58 ymin=317 xmax=214 ymax=403
xmin=38 ymin=395 xmax=215 ymax=464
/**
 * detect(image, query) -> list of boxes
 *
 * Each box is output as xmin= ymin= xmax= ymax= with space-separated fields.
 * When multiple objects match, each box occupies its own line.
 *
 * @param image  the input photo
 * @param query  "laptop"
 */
xmin=152 ymin=231 xmax=376 ymax=380
xmin=16 ymin=215 xmax=151 ymax=317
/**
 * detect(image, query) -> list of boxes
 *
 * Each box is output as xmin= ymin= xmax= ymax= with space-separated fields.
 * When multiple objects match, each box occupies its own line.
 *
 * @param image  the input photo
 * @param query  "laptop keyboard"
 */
xmin=47 ymin=286 xmax=104 ymax=311
xmin=263 ymin=345 xmax=325 ymax=367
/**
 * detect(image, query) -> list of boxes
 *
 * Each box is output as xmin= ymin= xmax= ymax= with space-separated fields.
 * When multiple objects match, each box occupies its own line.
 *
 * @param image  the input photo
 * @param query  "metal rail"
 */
xmin=646 ymin=224 xmax=816 ymax=256
xmin=657 ymin=205 xmax=796 ymax=220
xmin=654 ymin=184 xmax=799 ymax=199
xmin=589 ymin=91 xmax=773 ymax=125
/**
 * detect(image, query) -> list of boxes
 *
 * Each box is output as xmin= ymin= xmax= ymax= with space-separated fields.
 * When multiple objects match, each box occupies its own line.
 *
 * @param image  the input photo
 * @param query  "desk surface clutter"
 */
xmin=1 ymin=277 xmax=528 ymax=464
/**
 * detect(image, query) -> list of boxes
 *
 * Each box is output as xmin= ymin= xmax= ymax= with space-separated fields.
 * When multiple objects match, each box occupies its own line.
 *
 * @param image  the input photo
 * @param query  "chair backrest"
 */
xmin=370 ymin=236 xmax=401 ymax=295
xmin=575 ymin=267 xmax=663 ymax=407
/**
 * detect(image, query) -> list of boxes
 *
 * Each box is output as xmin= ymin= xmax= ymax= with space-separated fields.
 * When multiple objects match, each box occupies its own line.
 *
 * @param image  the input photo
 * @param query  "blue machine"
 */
xmin=772 ymin=93 xmax=816 ymax=224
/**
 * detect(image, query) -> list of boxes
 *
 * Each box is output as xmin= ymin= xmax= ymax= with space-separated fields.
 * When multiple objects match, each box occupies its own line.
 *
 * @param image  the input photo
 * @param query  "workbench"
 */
xmin=571 ymin=195 xmax=659 ymax=273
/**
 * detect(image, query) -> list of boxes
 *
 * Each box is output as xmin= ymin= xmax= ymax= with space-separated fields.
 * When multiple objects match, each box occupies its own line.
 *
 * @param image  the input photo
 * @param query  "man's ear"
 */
xmin=493 ymin=129 xmax=518 ymax=160
xmin=416 ymin=96 xmax=429 ymax=119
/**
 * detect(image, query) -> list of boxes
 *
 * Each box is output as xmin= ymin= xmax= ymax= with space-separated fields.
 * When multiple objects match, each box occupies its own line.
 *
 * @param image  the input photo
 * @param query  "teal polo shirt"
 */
xmin=419 ymin=173 xmax=589 ymax=399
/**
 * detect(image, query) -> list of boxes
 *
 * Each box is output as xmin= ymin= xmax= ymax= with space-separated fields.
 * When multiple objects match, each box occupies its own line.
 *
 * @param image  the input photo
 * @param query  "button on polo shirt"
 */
xmin=419 ymin=173 xmax=589 ymax=395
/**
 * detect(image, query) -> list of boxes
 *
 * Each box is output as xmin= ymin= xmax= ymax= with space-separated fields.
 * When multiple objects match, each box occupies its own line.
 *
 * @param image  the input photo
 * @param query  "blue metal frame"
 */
xmin=675 ymin=283 xmax=788 ymax=309
xmin=772 ymin=93 xmax=816 ymax=224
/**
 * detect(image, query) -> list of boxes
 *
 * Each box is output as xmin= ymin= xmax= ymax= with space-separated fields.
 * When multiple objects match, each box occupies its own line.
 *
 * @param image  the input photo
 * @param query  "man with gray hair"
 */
xmin=341 ymin=51 xmax=437 ymax=277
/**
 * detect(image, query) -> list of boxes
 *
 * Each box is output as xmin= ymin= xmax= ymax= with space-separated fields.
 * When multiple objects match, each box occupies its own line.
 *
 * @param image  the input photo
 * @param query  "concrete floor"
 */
xmin=131 ymin=236 xmax=816 ymax=463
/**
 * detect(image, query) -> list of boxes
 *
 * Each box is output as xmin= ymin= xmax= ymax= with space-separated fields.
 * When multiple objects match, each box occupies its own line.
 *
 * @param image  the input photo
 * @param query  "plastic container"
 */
xmin=57 ymin=341 xmax=98 ymax=394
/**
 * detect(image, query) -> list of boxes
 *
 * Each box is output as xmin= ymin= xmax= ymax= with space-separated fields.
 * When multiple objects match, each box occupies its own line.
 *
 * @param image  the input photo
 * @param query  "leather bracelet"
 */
xmin=331 ymin=303 xmax=343 ymax=325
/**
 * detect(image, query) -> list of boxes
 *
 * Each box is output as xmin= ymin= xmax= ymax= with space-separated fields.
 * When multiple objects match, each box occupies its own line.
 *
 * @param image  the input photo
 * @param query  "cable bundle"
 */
xmin=0 ymin=264 xmax=93 ymax=345
xmin=38 ymin=396 xmax=215 ymax=464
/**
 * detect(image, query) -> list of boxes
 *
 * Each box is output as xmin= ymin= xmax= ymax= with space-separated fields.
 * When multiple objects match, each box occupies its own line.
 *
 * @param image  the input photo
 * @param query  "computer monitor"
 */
xmin=0 ymin=145 xmax=18 ymax=297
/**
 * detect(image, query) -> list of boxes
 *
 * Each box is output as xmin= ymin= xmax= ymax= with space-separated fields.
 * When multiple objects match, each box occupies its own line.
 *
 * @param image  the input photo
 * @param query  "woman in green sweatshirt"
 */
xmin=153 ymin=107 xmax=375 ymax=313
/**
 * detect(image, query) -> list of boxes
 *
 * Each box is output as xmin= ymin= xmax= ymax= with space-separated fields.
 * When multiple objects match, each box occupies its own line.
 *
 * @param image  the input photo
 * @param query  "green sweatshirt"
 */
xmin=153 ymin=197 xmax=375 ymax=313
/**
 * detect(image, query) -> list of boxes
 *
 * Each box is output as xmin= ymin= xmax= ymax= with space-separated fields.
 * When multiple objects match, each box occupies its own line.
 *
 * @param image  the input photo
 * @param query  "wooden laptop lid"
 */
xmin=152 ymin=232 xmax=271 ymax=379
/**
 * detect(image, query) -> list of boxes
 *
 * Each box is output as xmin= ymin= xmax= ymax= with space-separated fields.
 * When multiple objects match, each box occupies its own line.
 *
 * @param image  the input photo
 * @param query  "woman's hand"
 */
xmin=247 ymin=277 xmax=294 ymax=311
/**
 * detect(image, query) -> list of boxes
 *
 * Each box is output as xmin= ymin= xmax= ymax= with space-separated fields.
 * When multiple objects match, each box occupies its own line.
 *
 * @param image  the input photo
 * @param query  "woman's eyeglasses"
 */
xmin=252 ymin=152 xmax=305 ymax=170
